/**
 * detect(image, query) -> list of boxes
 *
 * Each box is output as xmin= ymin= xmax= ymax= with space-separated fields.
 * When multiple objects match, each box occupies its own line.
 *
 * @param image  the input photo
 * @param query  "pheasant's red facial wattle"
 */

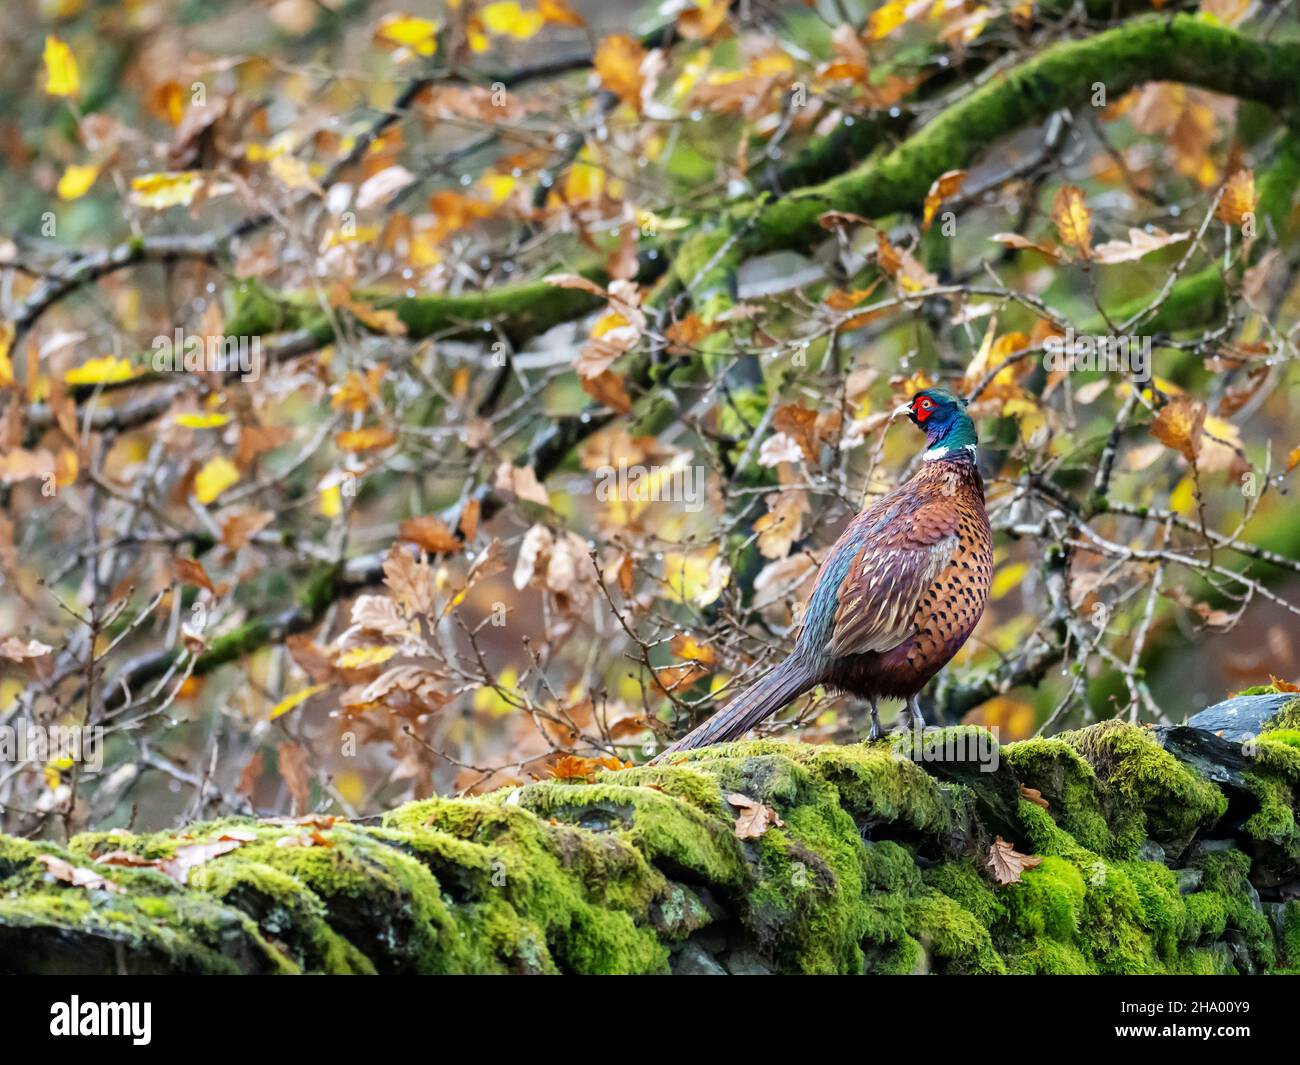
xmin=912 ymin=396 xmax=934 ymax=423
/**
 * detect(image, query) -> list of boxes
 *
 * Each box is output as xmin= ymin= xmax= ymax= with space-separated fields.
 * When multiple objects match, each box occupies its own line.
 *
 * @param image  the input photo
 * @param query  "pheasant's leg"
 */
xmin=867 ymin=699 xmax=884 ymax=742
xmin=901 ymin=694 xmax=926 ymax=733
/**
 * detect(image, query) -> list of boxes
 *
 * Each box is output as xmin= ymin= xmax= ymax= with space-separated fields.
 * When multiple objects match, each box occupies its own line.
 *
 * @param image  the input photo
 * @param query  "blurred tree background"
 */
xmin=1 ymin=0 xmax=1298 ymax=838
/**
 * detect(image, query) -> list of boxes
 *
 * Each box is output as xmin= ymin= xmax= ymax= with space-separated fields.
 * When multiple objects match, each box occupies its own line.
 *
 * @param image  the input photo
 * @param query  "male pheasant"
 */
xmin=658 ymin=387 xmax=991 ymax=756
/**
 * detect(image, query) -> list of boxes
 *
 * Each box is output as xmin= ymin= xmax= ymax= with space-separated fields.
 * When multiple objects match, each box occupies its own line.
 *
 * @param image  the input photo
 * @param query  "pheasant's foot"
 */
xmin=900 ymin=695 xmax=926 ymax=733
xmin=867 ymin=699 xmax=884 ymax=742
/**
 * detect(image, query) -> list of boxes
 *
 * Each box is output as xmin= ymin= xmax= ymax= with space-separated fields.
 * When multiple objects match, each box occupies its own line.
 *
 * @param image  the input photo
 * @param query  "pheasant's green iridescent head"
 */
xmin=895 ymin=387 xmax=977 ymax=461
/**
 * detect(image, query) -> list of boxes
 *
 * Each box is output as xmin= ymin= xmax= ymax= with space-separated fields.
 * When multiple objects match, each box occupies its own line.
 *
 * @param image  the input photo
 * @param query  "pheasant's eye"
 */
xmin=919 ymin=399 xmax=932 ymax=410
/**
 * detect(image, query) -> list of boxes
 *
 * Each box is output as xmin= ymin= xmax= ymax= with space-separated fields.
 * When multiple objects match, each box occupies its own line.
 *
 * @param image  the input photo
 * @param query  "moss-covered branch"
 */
xmin=748 ymin=15 xmax=1300 ymax=257
xmin=4 ymin=704 xmax=1299 ymax=974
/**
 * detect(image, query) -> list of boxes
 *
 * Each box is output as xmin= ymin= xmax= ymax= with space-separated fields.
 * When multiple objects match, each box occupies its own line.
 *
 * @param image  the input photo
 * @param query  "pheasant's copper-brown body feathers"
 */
xmin=819 ymin=457 xmax=991 ymax=700
xmin=656 ymin=387 xmax=992 ymax=757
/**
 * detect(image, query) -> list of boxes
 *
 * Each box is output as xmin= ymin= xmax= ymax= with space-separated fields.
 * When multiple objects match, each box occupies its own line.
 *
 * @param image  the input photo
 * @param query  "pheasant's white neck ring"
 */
xmin=923 ymin=443 xmax=977 ymax=462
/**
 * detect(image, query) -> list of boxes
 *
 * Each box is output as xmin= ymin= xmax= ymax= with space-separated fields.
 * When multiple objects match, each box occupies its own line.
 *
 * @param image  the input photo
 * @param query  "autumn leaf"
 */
xmin=481 ymin=1 xmax=544 ymax=39
xmin=727 ymin=792 xmax=784 ymax=840
xmin=130 ymin=171 xmax=203 ymax=209
xmin=270 ymin=684 xmax=328 ymax=720
xmin=383 ymin=545 xmax=437 ymax=618
xmin=550 ymin=754 xmax=627 ymax=780
xmin=0 ymin=636 xmax=54 ymax=661
xmin=57 ymin=163 xmax=99 ymax=201
xmin=1091 ymin=227 xmax=1190 ymax=264
xmin=671 ymin=633 xmax=717 ymax=667
xmin=494 ymin=462 xmax=551 ymax=507
xmin=278 ymin=742 xmax=312 ymax=814
xmin=772 ymin=403 xmax=821 ymax=463
xmin=37 ymin=854 xmax=117 ymax=892
xmin=221 ymin=509 xmax=274 ymax=551
xmin=0 ymin=449 xmax=55 ymax=485
xmin=662 ymin=547 xmax=730 ymax=607
xmin=160 ymin=839 xmax=245 ymax=884
xmin=922 ymin=169 xmax=966 ymax=232
xmin=580 ymin=368 xmax=633 ymax=413
xmin=664 ymin=313 xmax=718 ymax=354
xmin=65 ymin=355 xmax=137 ymax=386
xmin=194 ymin=456 xmax=241 ymax=504
xmin=1150 ymin=397 xmax=1207 ymax=464
xmin=356 ymin=165 xmax=416 ymax=210
xmin=753 ymin=489 xmax=809 ymax=560
xmin=678 ymin=0 xmax=730 ymax=39
xmin=43 ymin=36 xmax=79 ymax=98
xmin=398 ymin=515 xmax=462 ymax=555
xmin=1051 ymin=185 xmax=1092 ymax=258
xmin=174 ymin=557 xmax=216 ymax=594
xmin=1269 ymin=675 xmax=1300 ymax=694
xmin=539 ymin=0 xmax=586 ymax=27
xmin=1217 ymin=169 xmax=1256 ymax=227
xmin=986 ymin=835 xmax=1043 ymax=885
xmin=374 ymin=13 xmax=440 ymax=57
xmin=1019 ymin=785 xmax=1050 ymax=811
xmin=336 ymin=426 xmax=397 ymax=452
xmin=174 ymin=411 xmax=230 ymax=429
xmin=867 ymin=0 xmax=909 ymax=40
xmin=594 ymin=34 xmax=647 ymax=109
xmin=990 ymin=232 xmax=1061 ymax=261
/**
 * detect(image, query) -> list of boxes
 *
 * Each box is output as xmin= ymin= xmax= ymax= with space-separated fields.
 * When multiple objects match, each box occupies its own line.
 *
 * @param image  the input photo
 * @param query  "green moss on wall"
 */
xmin=2 ymin=716 xmax=1298 ymax=974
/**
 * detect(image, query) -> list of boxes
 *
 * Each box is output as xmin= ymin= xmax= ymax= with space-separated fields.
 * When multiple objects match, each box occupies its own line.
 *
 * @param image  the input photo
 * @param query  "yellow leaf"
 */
xmin=1217 ymin=169 xmax=1256 ymax=227
xmin=336 ymin=646 xmax=397 ymax=669
xmin=1150 ymin=398 xmax=1206 ymax=463
xmin=194 ymin=456 xmax=240 ymax=505
xmin=131 ymin=171 xmax=202 ymax=209
xmin=270 ymin=154 xmax=322 ymax=193
xmin=57 ymin=163 xmax=99 ymax=201
xmin=473 ymin=666 xmax=519 ymax=716
xmin=482 ymin=1 xmax=544 ymax=38
xmin=65 ymin=355 xmax=137 ymax=386
xmin=868 ymin=1 xmax=909 ymax=39
xmin=270 ymin=684 xmax=328 ymax=720
xmin=539 ymin=0 xmax=585 ymax=27
xmin=922 ymin=169 xmax=966 ymax=232
xmin=43 ymin=36 xmax=80 ymax=98
xmin=990 ymin=561 xmax=1028 ymax=600
xmin=594 ymin=34 xmax=647 ymax=109
xmin=1169 ymin=474 xmax=1197 ymax=516
xmin=174 ymin=412 xmax=230 ymax=429
xmin=336 ymin=427 xmax=397 ymax=452
xmin=0 ymin=322 xmax=14 ymax=389
xmin=374 ymin=13 xmax=440 ymax=56
xmin=320 ymin=483 xmax=343 ymax=517
xmin=1051 ymin=185 xmax=1092 ymax=258
xmin=662 ymin=548 xmax=730 ymax=607
xmin=480 ymin=173 xmax=515 ymax=204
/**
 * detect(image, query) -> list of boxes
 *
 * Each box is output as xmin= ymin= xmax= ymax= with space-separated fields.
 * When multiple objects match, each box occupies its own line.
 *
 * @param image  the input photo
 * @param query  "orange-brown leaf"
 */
xmin=986 ymin=835 xmax=1043 ymax=885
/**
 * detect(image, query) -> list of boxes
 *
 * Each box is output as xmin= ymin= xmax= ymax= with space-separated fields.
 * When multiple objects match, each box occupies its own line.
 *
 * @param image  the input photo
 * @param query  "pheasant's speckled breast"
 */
xmin=802 ymin=457 xmax=992 ymax=701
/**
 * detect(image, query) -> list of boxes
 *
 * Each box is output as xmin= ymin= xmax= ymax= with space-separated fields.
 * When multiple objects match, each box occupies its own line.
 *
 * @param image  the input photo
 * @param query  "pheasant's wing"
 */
xmin=826 ymin=496 xmax=960 ymax=658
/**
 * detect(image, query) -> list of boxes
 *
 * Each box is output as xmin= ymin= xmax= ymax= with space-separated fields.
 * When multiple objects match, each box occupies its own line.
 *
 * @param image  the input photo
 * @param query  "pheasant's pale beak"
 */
xmin=891 ymin=402 xmax=913 ymax=422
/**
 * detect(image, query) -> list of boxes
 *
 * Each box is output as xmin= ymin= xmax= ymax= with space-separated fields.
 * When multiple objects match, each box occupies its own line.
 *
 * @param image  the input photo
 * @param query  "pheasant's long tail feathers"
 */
xmin=652 ymin=658 xmax=817 ymax=760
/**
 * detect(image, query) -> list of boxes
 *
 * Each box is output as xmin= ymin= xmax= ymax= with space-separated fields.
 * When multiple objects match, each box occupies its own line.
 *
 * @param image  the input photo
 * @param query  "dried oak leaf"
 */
xmin=1150 ymin=397 xmax=1207 ymax=464
xmin=383 ymin=544 xmax=437 ymax=618
xmin=36 ymin=854 xmax=120 ymax=892
xmin=159 ymin=838 xmax=244 ymax=884
xmin=727 ymin=792 xmax=784 ymax=840
xmin=1019 ymin=785 xmax=1050 ymax=811
xmin=173 ymin=556 xmax=216 ymax=594
xmin=398 ymin=515 xmax=462 ymax=555
xmin=986 ymin=835 xmax=1043 ymax=885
